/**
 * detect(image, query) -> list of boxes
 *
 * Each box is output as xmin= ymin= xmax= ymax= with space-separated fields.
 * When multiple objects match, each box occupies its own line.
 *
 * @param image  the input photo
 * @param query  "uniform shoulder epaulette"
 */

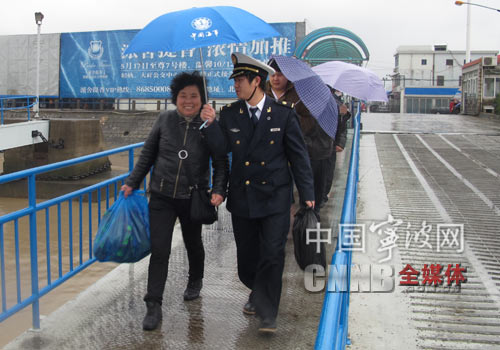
xmin=220 ymin=101 xmax=240 ymax=111
xmin=271 ymin=99 xmax=294 ymax=109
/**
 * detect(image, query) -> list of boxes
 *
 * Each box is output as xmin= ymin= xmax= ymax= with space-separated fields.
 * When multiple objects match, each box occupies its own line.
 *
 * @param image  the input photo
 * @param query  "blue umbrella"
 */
xmin=270 ymin=56 xmax=338 ymax=139
xmin=125 ymin=6 xmax=280 ymax=128
xmin=124 ymin=6 xmax=280 ymax=53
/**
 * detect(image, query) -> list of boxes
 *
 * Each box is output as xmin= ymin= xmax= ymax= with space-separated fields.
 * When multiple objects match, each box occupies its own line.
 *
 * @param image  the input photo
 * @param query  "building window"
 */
xmin=496 ymin=78 xmax=500 ymax=97
xmin=437 ymin=76 xmax=445 ymax=86
xmin=484 ymin=78 xmax=495 ymax=97
xmin=421 ymin=59 xmax=427 ymax=65
xmin=446 ymin=59 xmax=453 ymax=66
xmin=459 ymin=76 xmax=462 ymax=86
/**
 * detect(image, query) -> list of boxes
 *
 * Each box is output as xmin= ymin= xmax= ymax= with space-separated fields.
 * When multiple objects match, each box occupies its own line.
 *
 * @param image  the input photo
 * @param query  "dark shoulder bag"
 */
xmin=184 ymin=159 xmax=218 ymax=225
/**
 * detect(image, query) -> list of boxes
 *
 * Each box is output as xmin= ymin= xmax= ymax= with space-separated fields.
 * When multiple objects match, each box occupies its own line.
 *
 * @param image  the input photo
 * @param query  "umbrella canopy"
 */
xmin=124 ymin=6 xmax=280 ymax=54
xmin=271 ymin=56 xmax=338 ymax=139
xmin=312 ymin=61 xmax=388 ymax=102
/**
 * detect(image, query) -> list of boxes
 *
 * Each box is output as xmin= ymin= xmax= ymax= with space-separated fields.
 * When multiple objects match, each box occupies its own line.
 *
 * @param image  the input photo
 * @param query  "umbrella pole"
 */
xmin=199 ymin=47 xmax=209 ymax=129
xmin=199 ymin=47 xmax=208 ymax=104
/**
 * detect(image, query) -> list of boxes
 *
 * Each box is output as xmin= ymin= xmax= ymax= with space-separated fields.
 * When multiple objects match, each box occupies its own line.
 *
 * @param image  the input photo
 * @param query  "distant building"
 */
xmin=391 ymin=45 xmax=498 ymax=114
xmin=462 ymin=55 xmax=500 ymax=115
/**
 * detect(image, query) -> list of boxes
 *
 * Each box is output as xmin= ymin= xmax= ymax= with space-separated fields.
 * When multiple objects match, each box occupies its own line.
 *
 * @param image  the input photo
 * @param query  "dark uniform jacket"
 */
xmin=335 ymin=111 xmax=351 ymax=149
xmin=265 ymin=82 xmax=334 ymax=160
xmin=207 ymin=96 xmax=314 ymax=218
xmin=125 ymin=110 xmax=228 ymax=199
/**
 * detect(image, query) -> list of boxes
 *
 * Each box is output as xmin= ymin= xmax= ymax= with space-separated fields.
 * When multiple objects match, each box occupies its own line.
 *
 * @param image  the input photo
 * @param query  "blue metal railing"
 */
xmin=315 ymin=104 xmax=361 ymax=349
xmin=0 ymin=95 xmax=38 ymax=125
xmin=0 ymin=143 xmax=145 ymax=328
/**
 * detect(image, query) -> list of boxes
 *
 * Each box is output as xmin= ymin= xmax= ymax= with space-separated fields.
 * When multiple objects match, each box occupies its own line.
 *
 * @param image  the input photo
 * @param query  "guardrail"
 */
xmin=0 ymin=96 xmax=38 ymax=125
xmin=0 ymin=143 xmax=146 ymax=328
xmin=315 ymin=104 xmax=361 ymax=349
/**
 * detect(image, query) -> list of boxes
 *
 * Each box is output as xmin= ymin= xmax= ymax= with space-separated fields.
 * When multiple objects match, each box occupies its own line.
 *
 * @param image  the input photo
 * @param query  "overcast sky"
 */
xmin=1 ymin=0 xmax=499 ymax=80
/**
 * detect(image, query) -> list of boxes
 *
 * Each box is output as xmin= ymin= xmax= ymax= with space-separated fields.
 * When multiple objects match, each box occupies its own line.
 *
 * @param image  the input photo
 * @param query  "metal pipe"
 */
xmin=35 ymin=22 xmax=41 ymax=118
xmin=466 ymin=1 xmax=471 ymax=63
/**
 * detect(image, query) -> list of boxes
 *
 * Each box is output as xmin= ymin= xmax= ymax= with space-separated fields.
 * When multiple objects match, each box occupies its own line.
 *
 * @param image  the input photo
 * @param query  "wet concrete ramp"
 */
xmin=5 ymin=149 xmax=349 ymax=349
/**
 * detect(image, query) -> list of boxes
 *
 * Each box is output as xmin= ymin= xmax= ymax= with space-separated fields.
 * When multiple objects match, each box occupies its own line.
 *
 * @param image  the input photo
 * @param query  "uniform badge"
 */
xmin=230 ymin=128 xmax=240 ymax=133
xmin=267 ymin=107 xmax=272 ymax=113
xmin=239 ymin=108 xmax=243 ymax=114
xmin=270 ymin=128 xmax=280 ymax=132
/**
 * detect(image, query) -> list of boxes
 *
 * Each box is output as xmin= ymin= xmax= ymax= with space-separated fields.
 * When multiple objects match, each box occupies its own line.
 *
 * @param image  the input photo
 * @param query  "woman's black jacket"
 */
xmin=125 ymin=110 xmax=228 ymax=199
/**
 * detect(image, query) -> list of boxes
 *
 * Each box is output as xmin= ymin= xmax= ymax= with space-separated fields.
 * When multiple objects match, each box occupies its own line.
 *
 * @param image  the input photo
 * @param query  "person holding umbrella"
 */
xmin=266 ymin=59 xmax=335 ymax=212
xmin=121 ymin=71 xmax=228 ymax=331
xmin=206 ymin=53 xmax=314 ymax=333
xmin=323 ymin=102 xmax=351 ymax=205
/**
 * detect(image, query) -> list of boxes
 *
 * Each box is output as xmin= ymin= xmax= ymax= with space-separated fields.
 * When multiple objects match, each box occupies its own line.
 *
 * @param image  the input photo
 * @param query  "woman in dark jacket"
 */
xmin=265 ymin=60 xmax=334 ymax=211
xmin=121 ymin=71 xmax=228 ymax=331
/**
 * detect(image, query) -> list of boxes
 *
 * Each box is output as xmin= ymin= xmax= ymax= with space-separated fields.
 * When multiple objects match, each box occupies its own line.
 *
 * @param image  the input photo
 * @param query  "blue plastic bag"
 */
xmin=93 ymin=191 xmax=151 ymax=263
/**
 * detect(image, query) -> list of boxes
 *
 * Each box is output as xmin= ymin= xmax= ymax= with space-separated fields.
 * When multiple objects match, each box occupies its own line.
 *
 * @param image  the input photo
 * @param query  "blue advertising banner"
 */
xmin=60 ymin=23 xmax=296 ymax=99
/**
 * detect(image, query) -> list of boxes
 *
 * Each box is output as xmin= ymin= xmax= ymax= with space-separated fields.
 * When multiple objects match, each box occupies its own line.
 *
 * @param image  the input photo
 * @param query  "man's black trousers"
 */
xmin=231 ymin=211 xmax=290 ymax=320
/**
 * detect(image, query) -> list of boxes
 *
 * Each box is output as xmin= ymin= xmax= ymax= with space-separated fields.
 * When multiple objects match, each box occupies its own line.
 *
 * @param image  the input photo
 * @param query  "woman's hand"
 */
xmin=121 ymin=184 xmax=133 ymax=198
xmin=305 ymin=200 xmax=315 ymax=209
xmin=211 ymin=193 xmax=224 ymax=207
xmin=200 ymin=104 xmax=216 ymax=126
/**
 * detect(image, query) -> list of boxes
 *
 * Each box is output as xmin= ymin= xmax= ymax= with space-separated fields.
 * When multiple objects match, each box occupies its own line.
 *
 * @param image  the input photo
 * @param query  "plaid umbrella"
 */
xmin=270 ymin=56 xmax=338 ymax=139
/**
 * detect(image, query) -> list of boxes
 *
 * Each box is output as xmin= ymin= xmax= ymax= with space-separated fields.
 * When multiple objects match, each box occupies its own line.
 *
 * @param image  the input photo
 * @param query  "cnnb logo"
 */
xmin=88 ymin=40 xmax=104 ymax=60
xmin=304 ymin=264 xmax=395 ymax=293
xmin=191 ymin=17 xmax=212 ymax=31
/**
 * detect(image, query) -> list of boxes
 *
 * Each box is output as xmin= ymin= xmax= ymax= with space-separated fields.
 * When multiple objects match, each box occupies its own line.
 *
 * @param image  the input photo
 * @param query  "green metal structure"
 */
xmin=294 ymin=27 xmax=370 ymax=66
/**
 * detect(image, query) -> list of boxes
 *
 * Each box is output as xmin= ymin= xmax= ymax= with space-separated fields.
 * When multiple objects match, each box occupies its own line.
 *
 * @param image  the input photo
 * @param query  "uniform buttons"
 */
xmin=236 ymin=140 xmax=240 ymax=144
xmin=270 ymin=140 xmax=274 ymax=145
xmin=245 ymin=180 xmax=250 ymax=185
xmin=245 ymin=161 xmax=250 ymax=166
xmin=261 ymin=161 xmax=265 ymax=166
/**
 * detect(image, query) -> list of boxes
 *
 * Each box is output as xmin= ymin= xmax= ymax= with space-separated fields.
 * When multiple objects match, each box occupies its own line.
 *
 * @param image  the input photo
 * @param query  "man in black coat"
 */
xmin=323 ymin=103 xmax=351 ymax=204
xmin=206 ymin=53 xmax=315 ymax=333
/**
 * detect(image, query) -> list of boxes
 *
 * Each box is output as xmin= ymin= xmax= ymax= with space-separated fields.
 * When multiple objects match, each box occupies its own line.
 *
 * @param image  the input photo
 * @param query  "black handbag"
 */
xmin=190 ymin=185 xmax=218 ymax=225
xmin=292 ymin=207 xmax=326 ymax=270
xmin=184 ymin=156 xmax=218 ymax=225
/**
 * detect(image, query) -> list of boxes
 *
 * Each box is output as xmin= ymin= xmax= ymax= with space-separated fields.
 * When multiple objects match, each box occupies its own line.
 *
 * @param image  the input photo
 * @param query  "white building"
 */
xmin=392 ymin=45 xmax=498 ymax=114
xmin=462 ymin=55 xmax=500 ymax=115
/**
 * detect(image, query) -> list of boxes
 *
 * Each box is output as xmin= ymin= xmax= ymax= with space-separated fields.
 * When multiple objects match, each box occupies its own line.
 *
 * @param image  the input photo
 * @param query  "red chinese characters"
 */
xmin=399 ymin=263 xmax=466 ymax=286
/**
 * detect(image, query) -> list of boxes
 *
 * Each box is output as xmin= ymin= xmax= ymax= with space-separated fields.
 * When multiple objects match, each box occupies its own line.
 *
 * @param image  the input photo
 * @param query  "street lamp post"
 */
xmin=455 ymin=1 xmax=500 ymax=63
xmin=34 ymin=12 xmax=44 ymax=118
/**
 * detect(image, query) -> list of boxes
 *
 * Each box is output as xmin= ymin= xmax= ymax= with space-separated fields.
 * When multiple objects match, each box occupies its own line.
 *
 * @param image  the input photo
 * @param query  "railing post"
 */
xmin=28 ymin=174 xmax=40 ymax=329
xmin=128 ymin=148 xmax=134 ymax=172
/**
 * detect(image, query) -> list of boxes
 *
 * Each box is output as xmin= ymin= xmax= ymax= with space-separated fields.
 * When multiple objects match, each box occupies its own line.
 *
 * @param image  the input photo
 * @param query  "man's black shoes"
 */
xmin=258 ymin=317 xmax=277 ymax=333
xmin=243 ymin=300 xmax=256 ymax=315
xmin=183 ymin=279 xmax=203 ymax=301
xmin=142 ymin=301 xmax=162 ymax=331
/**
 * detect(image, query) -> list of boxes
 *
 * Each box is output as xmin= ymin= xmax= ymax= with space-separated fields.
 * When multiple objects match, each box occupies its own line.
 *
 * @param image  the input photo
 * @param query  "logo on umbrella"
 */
xmin=191 ymin=17 xmax=212 ymax=31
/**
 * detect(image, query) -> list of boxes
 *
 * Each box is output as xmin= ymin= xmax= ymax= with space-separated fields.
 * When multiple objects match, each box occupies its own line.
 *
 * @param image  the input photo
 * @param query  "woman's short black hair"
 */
xmin=170 ymin=71 xmax=207 ymax=105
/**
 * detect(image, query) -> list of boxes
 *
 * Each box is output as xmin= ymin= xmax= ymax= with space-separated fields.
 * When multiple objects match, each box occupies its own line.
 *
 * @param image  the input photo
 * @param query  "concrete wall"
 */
xmin=2 ymin=109 xmax=158 ymax=147
xmin=3 ymin=118 xmax=110 ymax=179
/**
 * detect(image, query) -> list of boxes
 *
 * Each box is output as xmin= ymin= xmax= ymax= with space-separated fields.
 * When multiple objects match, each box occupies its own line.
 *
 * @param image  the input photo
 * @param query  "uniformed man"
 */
xmin=206 ymin=52 xmax=315 ymax=333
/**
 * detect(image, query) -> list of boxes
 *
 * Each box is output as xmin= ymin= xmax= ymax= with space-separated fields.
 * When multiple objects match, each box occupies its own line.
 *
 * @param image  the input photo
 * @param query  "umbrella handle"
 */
xmin=199 ymin=119 xmax=209 ymax=129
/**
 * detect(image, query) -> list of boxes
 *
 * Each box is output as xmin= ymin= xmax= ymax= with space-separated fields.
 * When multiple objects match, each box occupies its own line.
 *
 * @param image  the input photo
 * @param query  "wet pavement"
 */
xmin=351 ymin=113 xmax=500 ymax=350
xmin=4 ymin=137 xmax=351 ymax=349
xmin=5 ymin=112 xmax=500 ymax=349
